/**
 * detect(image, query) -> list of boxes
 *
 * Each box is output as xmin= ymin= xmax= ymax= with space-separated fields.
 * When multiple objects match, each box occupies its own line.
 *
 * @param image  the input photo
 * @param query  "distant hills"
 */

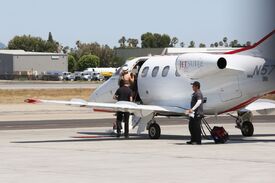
xmin=0 ymin=42 xmax=6 ymax=49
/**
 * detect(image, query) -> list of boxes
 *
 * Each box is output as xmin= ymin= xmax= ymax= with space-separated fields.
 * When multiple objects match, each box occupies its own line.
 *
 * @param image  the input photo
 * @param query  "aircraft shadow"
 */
xmin=11 ymin=132 xmax=275 ymax=144
xmin=12 ymin=132 xmax=189 ymax=144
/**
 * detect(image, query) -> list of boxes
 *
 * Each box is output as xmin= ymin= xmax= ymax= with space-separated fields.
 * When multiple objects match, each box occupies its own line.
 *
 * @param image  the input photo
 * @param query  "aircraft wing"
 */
xmin=25 ymin=98 xmax=187 ymax=117
xmin=243 ymin=99 xmax=275 ymax=114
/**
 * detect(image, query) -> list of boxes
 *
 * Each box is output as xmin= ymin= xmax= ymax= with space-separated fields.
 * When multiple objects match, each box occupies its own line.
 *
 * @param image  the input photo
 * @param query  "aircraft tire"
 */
xmin=148 ymin=123 xmax=161 ymax=139
xmin=241 ymin=121 xmax=254 ymax=137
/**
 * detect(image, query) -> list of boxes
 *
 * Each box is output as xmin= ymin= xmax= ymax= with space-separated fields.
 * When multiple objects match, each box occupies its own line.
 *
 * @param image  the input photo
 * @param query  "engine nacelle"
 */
xmin=176 ymin=53 xmax=265 ymax=79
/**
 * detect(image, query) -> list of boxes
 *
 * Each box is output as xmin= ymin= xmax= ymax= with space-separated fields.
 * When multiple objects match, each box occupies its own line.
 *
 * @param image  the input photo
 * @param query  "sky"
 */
xmin=0 ymin=0 xmax=274 ymax=48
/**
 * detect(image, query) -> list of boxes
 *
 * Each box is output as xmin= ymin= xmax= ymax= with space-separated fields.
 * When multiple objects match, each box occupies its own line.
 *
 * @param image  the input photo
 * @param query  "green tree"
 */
xmin=141 ymin=32 xmax=156 ymax=48
xmin=8 ymin=34 xmax=59 ymax=52
xmin=170 ymin=37 xmax=178 ymax=47
xmin=46 ymin=32 xmax=59 ymax=52
xmin=8 ymin=35 xmax=44 ymax=52
xmin=127 ymin=38 xmax=139 ymax=48
xmin=246 ymin=41 xmax=252 ymax=47
xmin=72 ymin=42 xmax=115 ymax=67
xmin=160 ymin=34 xmax=171 ymax=47
xmin=219 ymin=41 xmax=223 ymax=47
xmin=154 ymin=33 xmax=162 ymax=47
xmin=223 ymin=37 xmax=228 ymax=44
xmin=77 ymin=54 xmax=100 ymax=71
xmin=180 ymin=42 xmax=185 ymax=48
xmin=141 ymin=32 xmax=170 ymax=48
xmin=199 ymin=43 xmax=206 ymax=48
xmin=223 ymin=37 xmax=228 ymax=47
xmin=62 ymin=46 xmax=70 ymax=54
xmin=214 ymin=42 xmax=219 ymax=47
xmin=210 ymin=43 xmax=214 ymax=47
xmin=131 ymin=39 xmax=139 ymax=48
xmin=48 ymin=32 xmax=54 ymax=43
xmin=118 ymin=36 xmax=126 ymax=48
xmin=111 ymin=56 xmax=125 ymax=67
xmin=68 ymin=54 xmax=77 ymax=72
xmin=188 ymin=41 xmax=195 ymax=48
xmin=229 ymin=40 xmax=240 ymax=47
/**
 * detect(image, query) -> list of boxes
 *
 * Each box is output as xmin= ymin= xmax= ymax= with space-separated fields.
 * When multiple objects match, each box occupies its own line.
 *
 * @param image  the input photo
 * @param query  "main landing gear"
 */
xmin=147 ymin=119 xmax=161 ymax=139
xmin=229 ymin=111 xmax=254 ymax=137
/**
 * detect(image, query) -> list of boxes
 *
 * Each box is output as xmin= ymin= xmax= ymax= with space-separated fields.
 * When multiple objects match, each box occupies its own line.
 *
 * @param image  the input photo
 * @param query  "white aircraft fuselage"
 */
xmin=90 ymin=54 xmax=275 ymax=115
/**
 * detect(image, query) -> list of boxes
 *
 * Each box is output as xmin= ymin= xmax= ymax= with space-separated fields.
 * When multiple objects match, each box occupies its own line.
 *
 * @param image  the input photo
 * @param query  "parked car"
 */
xmin=62 ymin=72 xmax=75 ymax=81
xmin=81 ymin=72 xmax=92 ymax=81
xmin=73 ymin=71 xmax=83 ymax=81
xmin=92 ymin=72 xmax=105 ymax=81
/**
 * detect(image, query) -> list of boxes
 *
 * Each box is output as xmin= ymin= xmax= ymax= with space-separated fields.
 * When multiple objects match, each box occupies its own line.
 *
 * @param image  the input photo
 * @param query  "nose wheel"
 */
xmin=229 ymin=111 xmax=254 ymax=137
xmin=148 ymin=123 xmax=161 ymax=139
xmin=241 ymin=121 xmax=254 ymax=137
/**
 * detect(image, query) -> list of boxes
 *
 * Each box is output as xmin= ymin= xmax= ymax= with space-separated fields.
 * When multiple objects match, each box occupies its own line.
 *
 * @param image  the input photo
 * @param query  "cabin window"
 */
xmin=152 ymin=66 xmax=159 ymax=77
xmin=141 ymin=66 xmax=149 ymax=77
xmin=162 ymin=66 xmax=170 ymax=77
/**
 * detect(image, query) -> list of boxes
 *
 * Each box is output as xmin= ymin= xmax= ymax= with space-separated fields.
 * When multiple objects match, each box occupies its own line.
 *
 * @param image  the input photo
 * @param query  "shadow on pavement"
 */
xmin=11 ymin=131 xmax=275 ymax=144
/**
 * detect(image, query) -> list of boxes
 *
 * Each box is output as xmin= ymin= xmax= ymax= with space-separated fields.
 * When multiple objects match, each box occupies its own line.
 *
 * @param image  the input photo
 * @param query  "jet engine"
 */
xmin=175 ymin=53 xmax=265 ymax=79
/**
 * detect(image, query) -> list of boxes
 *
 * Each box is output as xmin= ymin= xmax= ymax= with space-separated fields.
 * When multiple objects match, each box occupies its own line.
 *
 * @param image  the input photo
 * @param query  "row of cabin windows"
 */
xmin=141 ymin=66 xmax=181 ymax=78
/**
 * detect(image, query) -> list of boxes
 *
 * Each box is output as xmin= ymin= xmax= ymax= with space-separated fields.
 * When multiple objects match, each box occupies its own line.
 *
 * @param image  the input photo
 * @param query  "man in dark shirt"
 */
xmin=186 ymin=81 xmax=204 ymax=145
xmin=113 ymin=80 xmax=133 ymax=138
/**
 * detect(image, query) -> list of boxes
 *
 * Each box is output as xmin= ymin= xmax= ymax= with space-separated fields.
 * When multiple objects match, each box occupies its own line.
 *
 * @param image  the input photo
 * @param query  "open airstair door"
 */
xmin=131 ymin=58 xmax=148 ymax=103
xmin=219 ymin=76 xmax=242 ymax=102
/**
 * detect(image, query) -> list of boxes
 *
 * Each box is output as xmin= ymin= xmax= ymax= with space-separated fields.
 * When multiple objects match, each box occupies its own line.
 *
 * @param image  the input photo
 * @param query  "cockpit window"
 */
xmin=162 ymin=66 xmax=170 ymax=77
xmin=141 ymin=66 xmax=149 ymax=77
xmin=152 ymin=66 xmax=159 ymax=77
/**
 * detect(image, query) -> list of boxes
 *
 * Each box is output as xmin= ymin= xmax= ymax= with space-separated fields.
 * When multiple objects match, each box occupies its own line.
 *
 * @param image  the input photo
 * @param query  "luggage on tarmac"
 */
xmin=210 ymin=126 xmax=229 ymax=143
xmin=201 ymin=118 xmax=229 ymax=144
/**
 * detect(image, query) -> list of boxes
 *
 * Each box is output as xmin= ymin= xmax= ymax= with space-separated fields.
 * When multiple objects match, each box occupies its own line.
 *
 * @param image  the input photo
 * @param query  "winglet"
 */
xmin=24 ymin=98 xmax=41 ymax=104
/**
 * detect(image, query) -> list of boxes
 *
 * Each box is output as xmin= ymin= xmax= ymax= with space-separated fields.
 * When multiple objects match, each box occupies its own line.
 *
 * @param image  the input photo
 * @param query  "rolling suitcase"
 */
xmin=201 ymin=118 xmax=229 ymax=143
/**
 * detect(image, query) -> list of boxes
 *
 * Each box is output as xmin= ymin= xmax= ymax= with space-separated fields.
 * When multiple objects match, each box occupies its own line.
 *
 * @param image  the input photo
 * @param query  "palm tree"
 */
xmin=118 ymin=36 xmax=126 ymax=48
xmin=246 ymin=41 xmax=252 ymax=47
xmin=132 ymin=39 xmax=139 ymax=48
xmin=127 ymin=38 xmax=132 ymax=48
xmin=223 ymin=37 xmax=228 ymax=44
xmin=171 ymin=37 xmax=178 ymax=47
xmin=76 ymin=40 xmax=81 ymax=48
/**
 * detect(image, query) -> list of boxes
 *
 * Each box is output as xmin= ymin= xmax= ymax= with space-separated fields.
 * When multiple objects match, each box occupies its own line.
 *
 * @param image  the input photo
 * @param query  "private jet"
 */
xmin=26 ymin=30 xmax=275 ymax=139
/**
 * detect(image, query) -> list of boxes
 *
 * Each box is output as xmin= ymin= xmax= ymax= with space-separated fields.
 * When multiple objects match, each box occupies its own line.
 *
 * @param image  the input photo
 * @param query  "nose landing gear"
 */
xmin=229 ymin=111 xmax=254 ymax=137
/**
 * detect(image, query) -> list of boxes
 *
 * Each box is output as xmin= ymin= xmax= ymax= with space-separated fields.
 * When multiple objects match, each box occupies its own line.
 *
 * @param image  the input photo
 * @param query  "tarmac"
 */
xmin=0 ymin=104 xmax=275 ymax=183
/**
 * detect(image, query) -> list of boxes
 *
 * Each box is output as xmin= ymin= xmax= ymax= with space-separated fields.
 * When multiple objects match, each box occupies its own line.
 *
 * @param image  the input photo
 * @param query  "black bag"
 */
xmin=201 ymin=118 xmax=229 ymax=144
xmin=211 ymin=126 xmax=229 ymax=144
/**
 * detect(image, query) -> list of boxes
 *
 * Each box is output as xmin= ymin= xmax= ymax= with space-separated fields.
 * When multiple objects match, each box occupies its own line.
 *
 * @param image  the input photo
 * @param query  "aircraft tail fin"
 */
xmin=225 ymin=30 xmax=275 ymax=60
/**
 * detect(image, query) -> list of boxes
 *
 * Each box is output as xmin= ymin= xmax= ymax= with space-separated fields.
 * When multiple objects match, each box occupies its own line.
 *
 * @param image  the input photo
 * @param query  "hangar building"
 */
xmin=0 ymin=50 xmax=67 ymax=78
